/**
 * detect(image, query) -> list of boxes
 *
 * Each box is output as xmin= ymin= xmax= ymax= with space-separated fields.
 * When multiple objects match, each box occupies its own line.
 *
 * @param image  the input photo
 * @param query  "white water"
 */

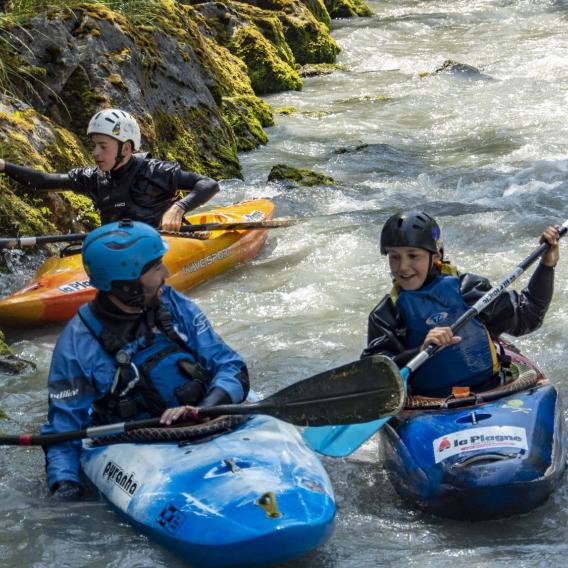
xmin=2 ymin=1 xmax=568 ymax=565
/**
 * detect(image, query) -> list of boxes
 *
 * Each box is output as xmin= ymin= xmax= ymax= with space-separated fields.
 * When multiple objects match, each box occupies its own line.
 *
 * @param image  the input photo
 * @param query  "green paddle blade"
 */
xmin=206 ymin=355 xmax=405 ymax=426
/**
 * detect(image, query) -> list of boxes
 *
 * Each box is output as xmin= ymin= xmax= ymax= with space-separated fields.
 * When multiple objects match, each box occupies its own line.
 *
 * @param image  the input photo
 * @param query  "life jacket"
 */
xmin=78 ymin=303 xmax=212 ymax=424
xmin=94 ymin=153 xmax=179 ymax=227
xmin=395 ymin=275 xmax=499 ymax=397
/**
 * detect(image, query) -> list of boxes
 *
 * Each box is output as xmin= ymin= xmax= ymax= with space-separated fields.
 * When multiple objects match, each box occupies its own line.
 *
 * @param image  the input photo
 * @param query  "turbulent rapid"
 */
xmin=2 ymin=1 xmax=568 ymax=566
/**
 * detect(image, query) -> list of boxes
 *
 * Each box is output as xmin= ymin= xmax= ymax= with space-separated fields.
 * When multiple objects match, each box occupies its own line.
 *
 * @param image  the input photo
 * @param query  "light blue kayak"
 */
xmin=81 ymin=414 xmax=335 ymax=567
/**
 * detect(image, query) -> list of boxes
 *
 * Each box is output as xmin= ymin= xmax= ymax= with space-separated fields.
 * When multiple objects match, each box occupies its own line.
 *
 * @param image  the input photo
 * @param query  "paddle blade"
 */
xmin=303 ymin=367 xmax=409 ymax=457
xmin=255 ymin=355 xmax=405 ymax=426
xmin=303 ymin=418 xmax=390 ymax=458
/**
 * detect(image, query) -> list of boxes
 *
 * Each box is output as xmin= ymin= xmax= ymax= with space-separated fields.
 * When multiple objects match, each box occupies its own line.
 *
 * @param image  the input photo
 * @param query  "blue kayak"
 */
xmin=380 ymin=344 xmax=567 ymax=521
xmin=81 ymin=414 xmax=335 ymax=566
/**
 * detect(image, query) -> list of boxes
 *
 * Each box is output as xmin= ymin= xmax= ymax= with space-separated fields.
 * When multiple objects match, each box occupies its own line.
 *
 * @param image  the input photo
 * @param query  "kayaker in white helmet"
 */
xmin=41 ymin=220 xmax=249 ymax=500
xmin=0 ymin=108 xmax=219 ymax=231
xmin=362 ymin=211 xmax=560 ymax=397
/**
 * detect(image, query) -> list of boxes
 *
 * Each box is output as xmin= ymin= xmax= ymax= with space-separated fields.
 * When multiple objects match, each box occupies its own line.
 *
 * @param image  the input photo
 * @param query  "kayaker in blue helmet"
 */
xmin=362 ymin=211 xmax=560 ymax=397
xmin=0 ymin=108 xmax=219 ymax=231
xmin=41 ymin=220 xmax=249 ymax=500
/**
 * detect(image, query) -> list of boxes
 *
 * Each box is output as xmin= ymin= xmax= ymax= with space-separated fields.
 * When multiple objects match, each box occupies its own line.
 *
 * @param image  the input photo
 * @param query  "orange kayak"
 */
xmin=0 ymin=199 xmax=274 ymax=327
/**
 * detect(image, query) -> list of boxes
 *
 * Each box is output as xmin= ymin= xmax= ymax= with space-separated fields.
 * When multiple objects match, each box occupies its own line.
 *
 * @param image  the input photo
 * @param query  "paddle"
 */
xmin=0 ymin=218 xmax=299 ymax=249
xmin=0 ymin=355 xmax=404 ymax=447
xmin=304 ymin=220 xmax=568 ymax=457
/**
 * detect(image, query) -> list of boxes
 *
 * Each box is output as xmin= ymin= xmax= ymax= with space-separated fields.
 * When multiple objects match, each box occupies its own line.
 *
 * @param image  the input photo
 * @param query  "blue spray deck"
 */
xmin=380 ymin=378 xmax=566 ymax=521
xmin=81 ymin=415 xmax=335 ymax=567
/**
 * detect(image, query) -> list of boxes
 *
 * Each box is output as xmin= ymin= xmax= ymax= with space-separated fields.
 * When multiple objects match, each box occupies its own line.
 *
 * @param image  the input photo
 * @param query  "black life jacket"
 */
xmin=78 ymin=302 xmax=212 ymax=424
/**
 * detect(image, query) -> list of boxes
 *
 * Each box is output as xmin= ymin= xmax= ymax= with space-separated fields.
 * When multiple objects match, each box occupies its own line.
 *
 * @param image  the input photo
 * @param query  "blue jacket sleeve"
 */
xmin=41 ymin=317 xmax=115 ymax=489
xmin=163 ymin=287 xmax=249 ymax=403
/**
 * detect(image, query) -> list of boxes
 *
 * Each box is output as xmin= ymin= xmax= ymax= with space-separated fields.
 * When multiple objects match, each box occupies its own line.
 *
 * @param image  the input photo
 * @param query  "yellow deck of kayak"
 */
xmin=0 ymin=199 xmax=274 ymax=327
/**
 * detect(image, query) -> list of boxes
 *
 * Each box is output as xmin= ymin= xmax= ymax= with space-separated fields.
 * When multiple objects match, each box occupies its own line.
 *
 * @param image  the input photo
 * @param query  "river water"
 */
xmin=2 ymin=0 xmax=568 ymax=566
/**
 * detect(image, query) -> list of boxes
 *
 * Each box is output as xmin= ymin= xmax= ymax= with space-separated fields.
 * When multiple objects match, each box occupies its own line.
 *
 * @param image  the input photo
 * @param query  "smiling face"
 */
xmin=387 ymin=246 xmax=438 ymax=291
xmin=91 ymin=133 xmax=131 ymax=171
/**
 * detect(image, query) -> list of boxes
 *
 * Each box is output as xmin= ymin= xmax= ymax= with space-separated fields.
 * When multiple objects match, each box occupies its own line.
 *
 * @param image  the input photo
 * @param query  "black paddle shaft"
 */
xmin=0 ymin=219 xmax=298 ymax=249
xmin=0 ymin=355 xmax=405 ymax=446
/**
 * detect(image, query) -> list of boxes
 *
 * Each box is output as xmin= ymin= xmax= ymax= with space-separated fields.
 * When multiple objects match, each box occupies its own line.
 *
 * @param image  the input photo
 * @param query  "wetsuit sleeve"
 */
xmin=361 ymin=295 xmax=417 ymax=365
xmin=2 ymin=161 xmax=74 ymax=191
xmin=40 ymin=320 xmax=113 ymax=489
xmin=461 ymin=264 xmax=555 ymax=337
xmin=167 ymin=289 xmax=249 ymax=403
xmin=175 ymin=171 xmax=220 ymax=212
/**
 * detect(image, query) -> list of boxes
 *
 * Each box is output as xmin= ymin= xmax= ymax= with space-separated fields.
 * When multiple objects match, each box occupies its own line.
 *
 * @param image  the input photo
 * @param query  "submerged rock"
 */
xmin=299 ymin=62 xmax=347 ymax=77
xmin=268 ymin=164 xmax=336 ymax=186
xmin=422 ymin=59 xmax=493 ymax=81
xmin=0 ymin=330 xmax=36 ymax=376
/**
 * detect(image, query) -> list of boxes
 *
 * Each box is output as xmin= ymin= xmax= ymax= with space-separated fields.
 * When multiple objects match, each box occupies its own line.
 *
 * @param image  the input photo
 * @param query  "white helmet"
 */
xmin=87 ymin=108 xmax=141 ymax=151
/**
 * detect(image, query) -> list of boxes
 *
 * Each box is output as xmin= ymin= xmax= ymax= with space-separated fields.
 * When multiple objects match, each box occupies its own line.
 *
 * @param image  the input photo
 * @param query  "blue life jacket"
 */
xmin=396 ymin=275 xmax=499 ymax=396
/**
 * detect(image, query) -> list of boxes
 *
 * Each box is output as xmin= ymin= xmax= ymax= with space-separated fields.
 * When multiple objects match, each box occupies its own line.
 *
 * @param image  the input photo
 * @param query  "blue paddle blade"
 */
xmin=303 ymin=367 xmax=409 ymax=457
xmin=303 ymin=418 xmax=390 ymax=457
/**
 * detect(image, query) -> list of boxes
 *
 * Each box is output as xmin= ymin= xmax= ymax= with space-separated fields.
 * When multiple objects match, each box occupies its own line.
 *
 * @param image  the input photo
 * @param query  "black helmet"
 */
xmin=380 ymin=211 xmax=442 ymax=255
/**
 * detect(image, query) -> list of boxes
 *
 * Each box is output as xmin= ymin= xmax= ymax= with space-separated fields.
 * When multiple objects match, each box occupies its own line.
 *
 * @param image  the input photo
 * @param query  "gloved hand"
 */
xmin=51 ymin=480 xmax=83 ymax=500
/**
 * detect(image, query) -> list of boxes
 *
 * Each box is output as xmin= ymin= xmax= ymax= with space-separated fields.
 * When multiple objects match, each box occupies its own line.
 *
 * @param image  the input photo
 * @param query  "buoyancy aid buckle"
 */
xmin=116 ymin=362 xmax=141 ymax=397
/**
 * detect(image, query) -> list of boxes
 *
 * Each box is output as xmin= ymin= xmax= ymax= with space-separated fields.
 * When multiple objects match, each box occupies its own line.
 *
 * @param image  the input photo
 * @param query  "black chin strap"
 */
xmin=423 ymin=252 xmax=441 ymax=287
xmin=111 ymin=140 xmax=125 ymax=171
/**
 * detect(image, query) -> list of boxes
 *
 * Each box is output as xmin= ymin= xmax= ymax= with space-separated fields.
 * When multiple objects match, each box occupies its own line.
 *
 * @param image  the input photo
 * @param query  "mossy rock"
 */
xmin=323 ymin=0 xmax=373 ymax=18
xmin=268 ymin=164 xmax=335 ymax=186
xmin=299 ymin=62 xmax=347 ymax=77
xmin=0 ymin=105 xmax=94 ymax=234
xmin=221 ymin=95 xmax=274 ymax=151
xmin=230 ymin=24 xmax=302 ymax=94
xmin=274 ymin=106 xmax=298 ymax=115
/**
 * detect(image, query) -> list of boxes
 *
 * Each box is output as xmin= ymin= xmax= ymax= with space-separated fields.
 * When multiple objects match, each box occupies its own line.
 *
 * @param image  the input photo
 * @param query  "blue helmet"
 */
xmin=82 ymin=220 xmax=168 ymax=292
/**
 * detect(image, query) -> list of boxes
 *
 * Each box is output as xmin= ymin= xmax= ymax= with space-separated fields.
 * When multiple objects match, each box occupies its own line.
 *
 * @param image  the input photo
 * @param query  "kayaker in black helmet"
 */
xmin=362 ymin=211 xmax=560 ymax=397
xmin=41 ymin=220 xmax=249 ymax=500
xmin=0 ymin=108 xmax=219 ymax=231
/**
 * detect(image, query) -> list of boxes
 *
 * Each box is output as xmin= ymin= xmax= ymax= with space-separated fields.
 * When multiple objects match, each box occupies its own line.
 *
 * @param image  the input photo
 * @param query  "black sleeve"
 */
xmin=3 ymin=161 xmax=74 ymax=191
xmin=461 ymin=264 xmax=554 ymax=337
xmin=175 ymin=172 xmax=220 ymax=213
xmin=361 ymin=296 xmax=409 ymax=359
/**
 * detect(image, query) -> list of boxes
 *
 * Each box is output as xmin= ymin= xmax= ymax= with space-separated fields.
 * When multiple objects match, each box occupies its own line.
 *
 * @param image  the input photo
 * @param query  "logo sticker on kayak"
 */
xmin=58 ymin=280 xmax=93 ymax=293
xmin=103 ymin=460 xmax=139 ymax=496
xmin=157 ymin=503 xmax=187 ymax=535
xmin=244 ymin=210 xmax=265 ymax=222
xmin=433 ymin=426 xmax=528 ymax=463
xmin=181 ymin=248 xmax=232 ymax=274
xmin=501 ymin=399 xmax=531 ymax=413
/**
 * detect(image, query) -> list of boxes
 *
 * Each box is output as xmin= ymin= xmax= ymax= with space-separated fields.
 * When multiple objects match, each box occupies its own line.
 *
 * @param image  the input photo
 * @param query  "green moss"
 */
xmin=152 ymin=106 xmax=241 ymax=180
xmin=222 ymin=95 xmax=273 ymax=151
xmin=274 ymin=106 xmax=298 ymax=115
xmin=107 ymin=72 xmax=128 ymax=91
xmin=230 ymin=24 xmax=302 ymax=94
xmin=268 ymin=164 xmax=336 ymax=186
xmin=278 ymin=13 xmax=339 ymax=65
xmin=323 ymin=0 xmax=372 ymax=18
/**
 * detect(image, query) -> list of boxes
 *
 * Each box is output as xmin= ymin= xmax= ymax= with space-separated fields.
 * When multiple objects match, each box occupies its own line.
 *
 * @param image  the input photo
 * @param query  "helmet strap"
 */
xmin=112 ymin=140 xmax=125 ymax=171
